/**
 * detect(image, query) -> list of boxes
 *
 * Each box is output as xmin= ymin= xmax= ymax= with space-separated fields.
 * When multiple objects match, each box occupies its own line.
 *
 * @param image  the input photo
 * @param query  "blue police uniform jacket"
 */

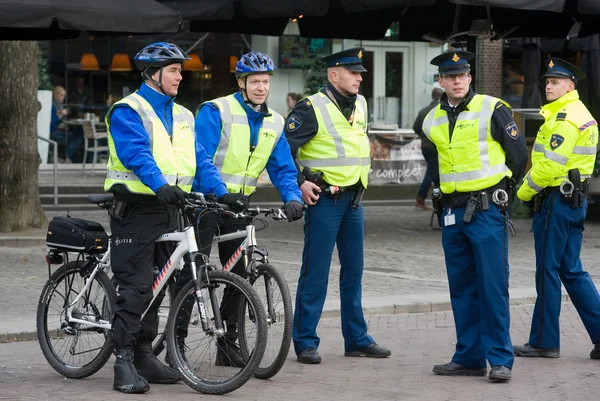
xmin=193 ymin=91 xmax=302 ymax=204
xmin=109 ymin=83 xmax=227 ymax=197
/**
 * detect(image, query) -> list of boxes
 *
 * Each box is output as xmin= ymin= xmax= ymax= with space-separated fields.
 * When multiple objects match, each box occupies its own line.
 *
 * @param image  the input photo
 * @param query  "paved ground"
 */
xmin=2 ymin=204 xmax=600 ymax=338
xmin=1 ymin=303 xmax=599 ymax=400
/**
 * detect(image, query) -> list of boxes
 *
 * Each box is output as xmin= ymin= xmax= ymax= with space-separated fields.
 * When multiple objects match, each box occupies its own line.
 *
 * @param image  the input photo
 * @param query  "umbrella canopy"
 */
xmin=0 ymin=0 xmax=182 ymax=40
xmin=160 ymin=0 xmax=600 ymax=41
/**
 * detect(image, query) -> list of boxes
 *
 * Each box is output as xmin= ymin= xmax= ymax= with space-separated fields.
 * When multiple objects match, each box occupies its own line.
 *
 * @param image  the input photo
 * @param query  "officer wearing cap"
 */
xmin=422 ymin=51 xmax=528 ymax=381
xmin=514 ymin=58 xmax=600 ymax=361
xmin=285 ymin=47 xmax=391 ymax=364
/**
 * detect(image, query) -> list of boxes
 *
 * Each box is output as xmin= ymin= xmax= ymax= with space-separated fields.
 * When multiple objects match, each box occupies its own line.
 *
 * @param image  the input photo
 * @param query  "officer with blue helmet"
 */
xmin=423 ymin=51 xmax=528 ymax=381
xmin=285 ymin=47 xmax=391 ymax=364
xmin=172 ymin=51 xmax=303 ymax=367
xmin=514 ymin=58 xmax=600 ymax=360
xmin=105 ymin=41 xmax=245 ymax=394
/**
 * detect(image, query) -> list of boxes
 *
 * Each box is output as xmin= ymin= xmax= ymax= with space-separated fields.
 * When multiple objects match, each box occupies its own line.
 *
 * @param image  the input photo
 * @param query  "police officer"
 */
xmin=514 ymin=58 xmax=600 ymax=360
xmin=106 ymin=42 xmax=245 ymax=394
xmin=413 ymin=86 xmax=444 ymax=210
xmin=285 ymin=47 xmax=391 ymax=364
xmin=422 ymin=51 xmax=528 ymax=381
xmin=170 ymin=51 xmax=303 ymax=367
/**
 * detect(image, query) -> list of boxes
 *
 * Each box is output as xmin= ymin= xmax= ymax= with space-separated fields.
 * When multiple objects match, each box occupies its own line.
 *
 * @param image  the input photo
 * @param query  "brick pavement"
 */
xmin=1 ymin=303 xmax=599 ymax=400
xmin=2 ymin=205 xmax=600 ymax=337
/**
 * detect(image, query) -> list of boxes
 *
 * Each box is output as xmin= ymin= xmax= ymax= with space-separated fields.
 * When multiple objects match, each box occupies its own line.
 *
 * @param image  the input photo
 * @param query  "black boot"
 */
xmin=113 ymin=348 xmax=150 ymax=394
xmin=133 ymin=342 xmax=181 ymax=384
xmin=165 ymin=340 xmax=188 ymax=368
xmin=215 ymin=334 xmax=246 ymax=368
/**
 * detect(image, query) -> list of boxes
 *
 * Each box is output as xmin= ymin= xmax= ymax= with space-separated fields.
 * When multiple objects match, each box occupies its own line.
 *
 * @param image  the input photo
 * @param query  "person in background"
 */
xmin=49 ymin=86 xmax=70 ymax=162
xmin=285 ymin=92 xmax=302 ymax=117
xmin=413 ymin=86 xmax=444 ymax=210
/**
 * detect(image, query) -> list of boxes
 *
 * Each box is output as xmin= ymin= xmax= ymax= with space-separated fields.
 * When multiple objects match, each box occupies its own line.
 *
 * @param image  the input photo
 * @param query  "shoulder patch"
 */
xmin=556 ymin=112 xmax=567 ymax=121
xmin=550 ymin=134 xmax=564 ymax=150
xmin=286 ymin=114 xmax=302 ymax=132
xmin=505 ymin=121 xmax=520 ymax=140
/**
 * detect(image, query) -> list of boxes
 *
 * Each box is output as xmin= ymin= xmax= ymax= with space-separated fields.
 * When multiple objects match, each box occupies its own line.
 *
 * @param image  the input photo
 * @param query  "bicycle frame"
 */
xmin=215 ymin=224 xmax=268 ymax=273
xmin=64 ymin=223 xmax=207 ymax=332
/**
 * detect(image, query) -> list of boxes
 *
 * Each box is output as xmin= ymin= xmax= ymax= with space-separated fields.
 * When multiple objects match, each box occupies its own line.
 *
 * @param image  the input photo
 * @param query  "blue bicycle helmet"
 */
xmin=235 ymin=52 xmax=275 ymax=77
xmin=134 ymin=42 xmax=190 ymax=71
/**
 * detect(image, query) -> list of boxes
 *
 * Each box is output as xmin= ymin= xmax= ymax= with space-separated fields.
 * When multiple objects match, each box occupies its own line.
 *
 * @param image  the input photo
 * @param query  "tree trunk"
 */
xmin=0 ymin=41 xmax=46 ymax=232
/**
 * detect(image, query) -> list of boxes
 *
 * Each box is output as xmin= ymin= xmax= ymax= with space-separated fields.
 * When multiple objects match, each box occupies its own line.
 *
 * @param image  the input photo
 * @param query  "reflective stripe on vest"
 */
xmin=104 ymin=92 xmax=196 ymax=194
xmin=297 ymin=92 xmax=370 ymax=187
xmin=210 ymin=94 xmax=283 ymax=195
xmin=422 ymin=94 xmax=511 ymax=193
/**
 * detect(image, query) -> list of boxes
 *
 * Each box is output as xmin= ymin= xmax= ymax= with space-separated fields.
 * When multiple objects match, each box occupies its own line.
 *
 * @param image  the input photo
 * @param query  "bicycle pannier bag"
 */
xmin=46 ymin=216 xmax=108 ymax=254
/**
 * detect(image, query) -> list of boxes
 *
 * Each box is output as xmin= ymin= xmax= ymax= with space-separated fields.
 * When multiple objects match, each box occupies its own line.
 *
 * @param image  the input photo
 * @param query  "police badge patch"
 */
xmin=505 ymin=121 xmax=519 ymax=140
xmin=550 ymin=134 xmax=564 ymax=149
xmin=287 ymin=115 xmax=302 ymax=132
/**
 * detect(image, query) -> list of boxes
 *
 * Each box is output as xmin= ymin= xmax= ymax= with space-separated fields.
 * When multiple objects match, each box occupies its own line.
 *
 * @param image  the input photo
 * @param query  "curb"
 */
xmin=1 ymin=294 xmax=570 ymax=344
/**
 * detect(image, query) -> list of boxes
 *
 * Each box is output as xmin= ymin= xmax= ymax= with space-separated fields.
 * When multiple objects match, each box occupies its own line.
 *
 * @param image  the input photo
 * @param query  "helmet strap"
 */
xmin=143 ymin=66 xmax=171 ymax=97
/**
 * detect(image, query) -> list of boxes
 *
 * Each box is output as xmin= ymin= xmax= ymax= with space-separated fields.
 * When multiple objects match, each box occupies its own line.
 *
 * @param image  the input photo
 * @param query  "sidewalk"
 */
xmin=1 ymin=303 xmax=599 ymax=400
xmin=3 ymin=205 xmax=600 ymax=342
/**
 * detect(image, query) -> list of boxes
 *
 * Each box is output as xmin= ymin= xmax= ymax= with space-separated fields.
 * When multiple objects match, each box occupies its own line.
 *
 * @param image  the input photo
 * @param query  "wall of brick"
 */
xmin=476 ymin=38 xmax=503 ymax=98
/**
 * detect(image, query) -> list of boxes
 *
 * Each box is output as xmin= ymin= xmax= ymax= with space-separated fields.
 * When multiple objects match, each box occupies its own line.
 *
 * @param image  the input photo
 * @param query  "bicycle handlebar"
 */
xmin=184 ymin=192 xmax=288 ymax=221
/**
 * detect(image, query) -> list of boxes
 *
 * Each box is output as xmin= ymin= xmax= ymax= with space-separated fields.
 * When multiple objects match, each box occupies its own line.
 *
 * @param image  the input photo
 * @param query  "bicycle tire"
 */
xmin=165 ymin=270 xmax=267 ymax=395
xmin=239 ymin=263 xmax=293 ymax=379
xmin=37 ymin=260 xmax=116 ymax=379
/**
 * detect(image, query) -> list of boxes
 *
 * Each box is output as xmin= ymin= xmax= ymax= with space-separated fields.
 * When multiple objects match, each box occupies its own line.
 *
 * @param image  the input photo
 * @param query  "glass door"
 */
xmin=359 ymin=43 xmax=409 ymax=127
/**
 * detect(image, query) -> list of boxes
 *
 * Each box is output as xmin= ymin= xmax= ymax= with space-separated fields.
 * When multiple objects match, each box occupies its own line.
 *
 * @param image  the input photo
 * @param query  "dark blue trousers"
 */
xmin=292 ymin=191 xmax=373 ymax=354
xmin=529 ymin=194 xmax=600 ymax=349
xmin=441 ymin=204 xmax=514 ymax=368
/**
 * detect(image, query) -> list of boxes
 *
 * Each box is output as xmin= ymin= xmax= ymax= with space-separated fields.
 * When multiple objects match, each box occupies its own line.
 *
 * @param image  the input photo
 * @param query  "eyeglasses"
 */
xmin=441 ymin=73 xmax=469 ymax=81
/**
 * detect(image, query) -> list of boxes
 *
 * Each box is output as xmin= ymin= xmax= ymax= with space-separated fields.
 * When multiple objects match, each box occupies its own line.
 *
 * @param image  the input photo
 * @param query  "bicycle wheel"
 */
xmin=239 ymin=263 xmax=292 ymax=379
xmin=152 ymin=278 xmax=176 ymax=357
xmin=37 ymin=260 xmax=116 ymax=379
xmin=166 ymin=270 xmax=267 ymax=395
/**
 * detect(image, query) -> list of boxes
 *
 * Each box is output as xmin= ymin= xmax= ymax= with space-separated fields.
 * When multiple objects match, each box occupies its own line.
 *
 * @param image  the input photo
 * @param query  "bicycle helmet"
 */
xmin=134 ymin=42 xmax=190 ymax=96
xmin=235 ymin=52 xmax=275 ymax=78
xmin=134 ymin=42 xmax=190 ymax=71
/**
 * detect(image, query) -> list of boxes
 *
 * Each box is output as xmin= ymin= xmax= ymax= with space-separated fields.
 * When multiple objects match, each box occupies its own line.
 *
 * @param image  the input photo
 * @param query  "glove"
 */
xmin=283 ymin=200 xmax=304 ymax=222
xmin=218 ymin=193 xmax=248 ymax=212
xmin=156 ymin=184 xmax=187 ymax=205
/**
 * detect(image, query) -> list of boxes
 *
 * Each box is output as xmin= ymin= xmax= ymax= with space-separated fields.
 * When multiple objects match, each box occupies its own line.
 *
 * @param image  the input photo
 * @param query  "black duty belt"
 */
xmin=443 ymin=180 xmax=507 ymax=208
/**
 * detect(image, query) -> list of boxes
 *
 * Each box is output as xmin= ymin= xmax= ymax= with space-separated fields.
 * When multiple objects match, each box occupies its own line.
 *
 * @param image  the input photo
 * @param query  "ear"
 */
xmin=467 ymin=75 xmax=472 ymax=85
xmin=237 ymin=77 xmax=245 ymax=89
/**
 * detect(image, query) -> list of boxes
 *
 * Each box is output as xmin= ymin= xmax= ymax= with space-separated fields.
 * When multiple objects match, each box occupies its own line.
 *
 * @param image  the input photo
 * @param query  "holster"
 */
xmin=109 ymin=199 xmax=128 ymax=220
xmin=568 ymin=169 xmax=583 ymax=208
xmin=352 ymin=187 xmax=365 ymax=210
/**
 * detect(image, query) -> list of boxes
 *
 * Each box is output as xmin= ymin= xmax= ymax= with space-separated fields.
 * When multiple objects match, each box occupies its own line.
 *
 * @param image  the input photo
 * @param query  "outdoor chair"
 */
xmin=81 ymin=119 xmax=108 ymax=176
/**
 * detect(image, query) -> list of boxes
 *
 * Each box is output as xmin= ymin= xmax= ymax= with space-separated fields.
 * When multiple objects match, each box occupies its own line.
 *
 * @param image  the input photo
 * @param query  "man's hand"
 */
xmin=300 ymin=181 xmax=321 ymax=206
xmin=218 ymin=193 xmax=248 ymax=212
xmin=156 ymin=184 xmax=187 ymax=205
xmin=283 ymin=200 xmax=304 ymax=222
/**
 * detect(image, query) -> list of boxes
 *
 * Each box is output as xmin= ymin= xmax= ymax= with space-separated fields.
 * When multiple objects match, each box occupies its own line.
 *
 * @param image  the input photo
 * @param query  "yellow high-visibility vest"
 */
xmin=104 ymin=92 xmax=196 ymax=194
xmin=297 ymin=92 xmax=370 ymax=187
xmin=206 ymin=94 xmax=284 ymax=195
xmin=517 ymin=90 xmax=598 ymax=201
xmin=423 ymin=94 xmax=512 ymax=193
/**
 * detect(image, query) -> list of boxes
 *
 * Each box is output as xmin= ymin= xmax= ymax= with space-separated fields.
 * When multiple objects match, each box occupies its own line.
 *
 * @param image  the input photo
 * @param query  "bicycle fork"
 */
xmin=188 ymin=255 xmax=225 ymax=338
